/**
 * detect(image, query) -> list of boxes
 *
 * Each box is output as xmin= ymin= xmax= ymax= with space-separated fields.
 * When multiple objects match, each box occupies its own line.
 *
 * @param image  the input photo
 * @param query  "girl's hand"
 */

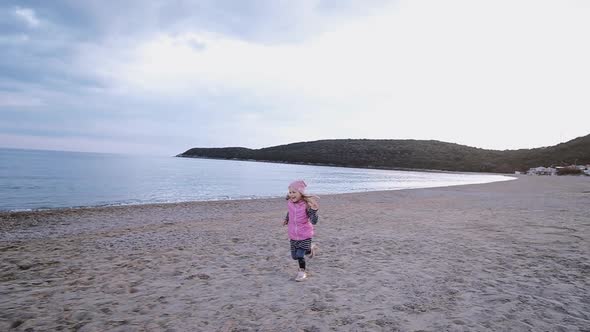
xmin=283 ymin=220 xmax=288 ymax=226
xmin=308 ymin=201 xmax=319 ymax=210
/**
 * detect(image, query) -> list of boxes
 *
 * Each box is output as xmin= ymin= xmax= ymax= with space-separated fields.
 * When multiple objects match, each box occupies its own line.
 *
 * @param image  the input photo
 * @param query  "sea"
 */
xmin=0 ymin=148 xmax=515 ymax=212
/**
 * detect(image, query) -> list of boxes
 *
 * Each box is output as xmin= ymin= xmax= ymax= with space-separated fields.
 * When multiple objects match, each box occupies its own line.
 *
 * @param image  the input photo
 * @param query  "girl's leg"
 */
xmin=292 ymin=248 xmax=308 ymax=281
xmin=298 ymin=257 xmax=306 ymax=270
xmin=291 ymin=249 xmax=306 ymax=270
xmin=308 ymin=243 xmax=318 ymax=258
xmin=305 ymin=240 xmax=317 ymax=257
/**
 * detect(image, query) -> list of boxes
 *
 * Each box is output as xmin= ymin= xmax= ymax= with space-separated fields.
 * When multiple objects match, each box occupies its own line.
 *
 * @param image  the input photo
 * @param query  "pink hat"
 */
xmin=289 ymin=180 xmax=307 ymax=194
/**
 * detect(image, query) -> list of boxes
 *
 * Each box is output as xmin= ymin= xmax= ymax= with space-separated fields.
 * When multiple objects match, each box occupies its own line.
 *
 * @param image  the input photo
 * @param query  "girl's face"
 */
xmin=288 ymin=188 xmax=303 ymax=202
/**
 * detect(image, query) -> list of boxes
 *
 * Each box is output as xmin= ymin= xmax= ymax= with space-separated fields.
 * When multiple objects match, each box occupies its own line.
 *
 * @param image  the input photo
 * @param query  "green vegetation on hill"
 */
xmin=177 ymin=134 xmax=590 ymax=173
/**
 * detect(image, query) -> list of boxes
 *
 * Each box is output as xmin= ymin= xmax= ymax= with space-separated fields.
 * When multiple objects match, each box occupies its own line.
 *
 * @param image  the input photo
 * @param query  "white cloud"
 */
xmin=5 ymin=0 xmax=589 ymax=153
xmin=100 ymin=0 xmax=589 ymax=149
xmin=14 ymin=7 xmax=40 ymax=28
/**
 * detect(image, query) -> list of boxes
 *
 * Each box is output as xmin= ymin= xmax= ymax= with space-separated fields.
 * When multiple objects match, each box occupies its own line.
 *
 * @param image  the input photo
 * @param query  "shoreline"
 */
xmin=0 ymin=173 xmax=516 ymax=215
xmin=1 ymin=176 xmax=589 ymax=331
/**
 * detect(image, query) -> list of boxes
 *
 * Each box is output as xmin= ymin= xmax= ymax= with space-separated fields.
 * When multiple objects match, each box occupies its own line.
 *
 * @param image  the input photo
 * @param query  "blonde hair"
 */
xmin=286 ymin=193 xmax=319 ymax=209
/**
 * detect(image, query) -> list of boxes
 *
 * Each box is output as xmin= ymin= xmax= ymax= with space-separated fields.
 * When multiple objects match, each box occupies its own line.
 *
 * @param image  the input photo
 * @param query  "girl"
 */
xmin=283 ymin=180 xmax=319 ymax=282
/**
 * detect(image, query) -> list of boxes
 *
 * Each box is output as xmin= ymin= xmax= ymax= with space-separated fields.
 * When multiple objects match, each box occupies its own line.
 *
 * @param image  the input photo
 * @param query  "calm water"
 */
xmin=0 ymin=148 xmax=514 ymax=211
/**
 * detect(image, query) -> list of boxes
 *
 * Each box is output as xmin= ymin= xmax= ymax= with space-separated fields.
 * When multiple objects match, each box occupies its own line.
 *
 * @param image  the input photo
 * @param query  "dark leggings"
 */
xmin=291 ymin=248 xmax=311 ymax=270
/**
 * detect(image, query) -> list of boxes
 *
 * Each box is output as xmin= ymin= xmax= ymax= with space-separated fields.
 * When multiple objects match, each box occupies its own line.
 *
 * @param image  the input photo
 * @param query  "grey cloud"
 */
xmin=14 ymin=0 xmax=393 ymax=43
xmin=0 ymin=0 xmax=394 ymax=154
xmin=1 ymin=0 xmax=385 ymax=99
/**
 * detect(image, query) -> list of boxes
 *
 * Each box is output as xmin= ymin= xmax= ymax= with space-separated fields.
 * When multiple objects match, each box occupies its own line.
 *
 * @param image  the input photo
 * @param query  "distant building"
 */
xmin=527 ymin=167 xmax=556 ymax=176
xmin=526 ymin=164 xmax=590 ymax=176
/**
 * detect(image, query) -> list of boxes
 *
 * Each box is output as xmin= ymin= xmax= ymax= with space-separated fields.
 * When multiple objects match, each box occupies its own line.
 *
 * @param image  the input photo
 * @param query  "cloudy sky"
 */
xmin=1 ymin=0 xmax=589 ymax=155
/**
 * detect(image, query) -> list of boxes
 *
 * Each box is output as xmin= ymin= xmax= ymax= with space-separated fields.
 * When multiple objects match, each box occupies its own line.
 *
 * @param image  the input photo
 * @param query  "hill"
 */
xmin=177 ymin=134 xmax=590 ymax=173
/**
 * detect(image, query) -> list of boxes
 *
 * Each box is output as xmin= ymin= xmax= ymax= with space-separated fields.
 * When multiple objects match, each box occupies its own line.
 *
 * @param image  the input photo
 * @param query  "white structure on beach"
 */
xmin=527 ymin=166 xmax=556 ymax=176
xmin=527 ymin=164 xmax=590 ymax=176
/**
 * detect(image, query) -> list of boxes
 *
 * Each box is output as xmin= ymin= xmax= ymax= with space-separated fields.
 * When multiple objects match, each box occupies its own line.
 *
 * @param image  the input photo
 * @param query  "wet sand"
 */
xmin=1 ymin=175 xmax=589 ymax=331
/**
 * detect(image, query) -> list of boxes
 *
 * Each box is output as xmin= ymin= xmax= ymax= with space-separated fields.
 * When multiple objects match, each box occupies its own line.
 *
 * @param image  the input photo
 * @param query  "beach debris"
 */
xmin=196 ymin=273 xmax=210 ymax=280
xmin=17 ymin=262 xmax=33 ymax=270
xmin=10 ymin=320 xmax=24 ymax=329
xmin=310 ymin=300 xmax=328 ymax=312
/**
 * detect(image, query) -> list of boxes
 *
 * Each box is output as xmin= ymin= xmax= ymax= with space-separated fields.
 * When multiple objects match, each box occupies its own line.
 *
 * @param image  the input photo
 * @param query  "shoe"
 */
xmin=295 ymin=270 xmax=307 ymax=282
xmin=309 ymin=244 xmax=318 ymax=258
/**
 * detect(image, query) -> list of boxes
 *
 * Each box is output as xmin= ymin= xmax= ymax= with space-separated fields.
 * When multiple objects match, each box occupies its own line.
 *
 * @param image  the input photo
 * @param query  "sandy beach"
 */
xmin=1 ymin=175 xmax=589 ymax=331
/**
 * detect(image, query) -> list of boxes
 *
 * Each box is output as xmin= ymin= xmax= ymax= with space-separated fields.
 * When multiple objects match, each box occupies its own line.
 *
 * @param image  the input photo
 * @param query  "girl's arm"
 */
xmin=283 ymin=212 xmax=289 ymax=225
xmin=307 ymin=207 xmax=319 ymax=225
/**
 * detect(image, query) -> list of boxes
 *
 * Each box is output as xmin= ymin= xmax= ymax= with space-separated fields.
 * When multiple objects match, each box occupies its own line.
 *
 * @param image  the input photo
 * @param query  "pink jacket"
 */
xmin=287 ymin=200 xmax=314 ymax=240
